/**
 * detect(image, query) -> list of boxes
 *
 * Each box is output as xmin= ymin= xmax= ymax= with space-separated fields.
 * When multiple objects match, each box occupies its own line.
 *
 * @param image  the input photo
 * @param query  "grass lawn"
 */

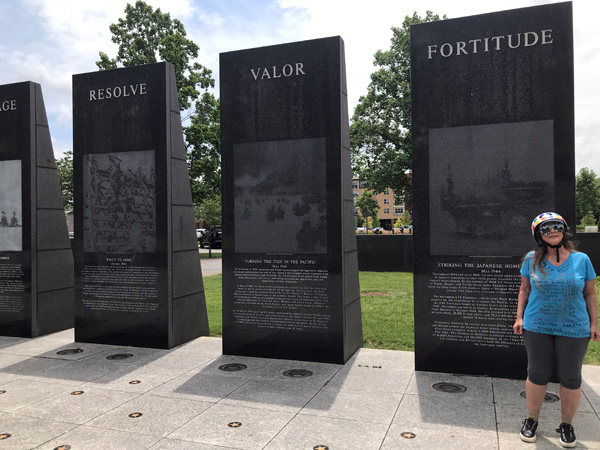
xmin=201 ymin=272 xmax=600 ymax=365
xmin=199 ymin=252 xmax=222 ymax=259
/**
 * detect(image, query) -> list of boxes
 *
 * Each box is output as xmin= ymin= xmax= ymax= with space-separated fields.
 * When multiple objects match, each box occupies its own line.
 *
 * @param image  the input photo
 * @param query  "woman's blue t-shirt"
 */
xmin=521 ymin=251 xmax=596 ymax=338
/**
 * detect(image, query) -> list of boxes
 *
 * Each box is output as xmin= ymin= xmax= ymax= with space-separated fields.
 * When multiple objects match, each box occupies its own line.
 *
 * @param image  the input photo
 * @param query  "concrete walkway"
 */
xmin=199 ymin=248 xmax=222 ymax=277
xmin=0 ymin=330 xmax=599 ymax=449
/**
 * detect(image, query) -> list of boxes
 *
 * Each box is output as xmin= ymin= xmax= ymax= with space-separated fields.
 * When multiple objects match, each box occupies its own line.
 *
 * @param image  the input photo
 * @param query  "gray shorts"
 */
xmin=523 ymin=329 xmax=590 ymax=389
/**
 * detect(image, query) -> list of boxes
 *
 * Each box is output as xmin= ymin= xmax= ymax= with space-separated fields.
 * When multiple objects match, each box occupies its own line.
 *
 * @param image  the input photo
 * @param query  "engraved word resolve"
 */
xmin=251 ymin=63 xmax=306 ymax=80
xmin=89 ymin=83 xmax=148 ymax=101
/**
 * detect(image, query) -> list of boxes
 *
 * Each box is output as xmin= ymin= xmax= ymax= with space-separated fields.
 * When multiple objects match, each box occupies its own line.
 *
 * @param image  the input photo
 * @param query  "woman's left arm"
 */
xmin=583 ymin=279 xmax=599 ymax=342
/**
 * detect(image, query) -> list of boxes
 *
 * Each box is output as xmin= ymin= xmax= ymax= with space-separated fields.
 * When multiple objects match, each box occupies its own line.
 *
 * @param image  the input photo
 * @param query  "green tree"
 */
xmin=56 ymin=151 xmax=73 ymax=211
xmin=575 ymin=167 xmax=600 ymax=223
xmin=195 ymin=195 xmax=221 ymax=228
xmin=97 ymin=1 xmax=220 ymax=204
xmin=355 ymin=190 xmax=380 ymax=228
xmin=185 ymin=93 xmax=221 ymax=204
xmin=580 ymin=210 xmax=597 ymax=229
xmin=350 ymin=11 xmax=444 ymax=202
xmin=355 ymin=216 xmax=364 ymax=227
xmin=400 ymin=210 xmax=412 ymax=227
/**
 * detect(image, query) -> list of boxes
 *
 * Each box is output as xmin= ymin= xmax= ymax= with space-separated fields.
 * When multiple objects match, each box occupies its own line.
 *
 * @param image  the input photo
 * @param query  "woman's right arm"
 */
xmin=513 ymin=275 xmax=531 ymax=335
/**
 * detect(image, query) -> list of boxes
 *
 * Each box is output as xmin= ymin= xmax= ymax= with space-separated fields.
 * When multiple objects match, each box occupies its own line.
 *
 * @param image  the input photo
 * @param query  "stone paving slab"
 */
xmin=87 ymin=393 xmax=212 ymax=438
xmin=324 ymin=364 xmax=414 ymax=394
xmin=496 ymin=404 xmax=600 ymax=449
xmin=301 ymin=388 xmax=403 ymax=423
xmin=406 ymin=370 xmax=494 ymax=402
xmin=32 ymin=425 xmax=161 ymax=450
xmin=263 ymin=414 xmax=390 ymax=450
xmin=0 ymin=413 xmax=76 ymax=449
xmin=0 ymin=332 xmax=599 ymax=449
xmin=17 ymin=385 xmax=141 ymax=424
xmin=82 ymin=363 xmax=184 ymax=394
xmin=150 ymin=372 xmax=251 ymax=403
xmin=392 ymin=393 xmax=497 ymax=434
xmin=380 ymin=423 xmax=500 ymax=449
xmin=168 ymin=403 xmax=296 ymax=449
xmin=0 ymin=379 xmax=78 ymax=413
xmin=23 ymin=359 xmax=127 ymax=386
xmin=220 ymin=378 xmax=319 ymax=413
xmin=149 ymin=438 xmax=238 ymax=450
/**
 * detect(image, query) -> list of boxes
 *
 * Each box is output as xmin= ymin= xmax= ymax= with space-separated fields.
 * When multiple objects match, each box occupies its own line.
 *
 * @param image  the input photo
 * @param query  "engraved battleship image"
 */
xmin=428 ymin=121 xmax=555 ymax=256
xmin=440 ymin=160 xmax=549 ymax=238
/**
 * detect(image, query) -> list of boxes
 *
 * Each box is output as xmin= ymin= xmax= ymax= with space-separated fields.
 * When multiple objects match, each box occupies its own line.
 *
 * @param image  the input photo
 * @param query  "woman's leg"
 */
xmin=559 ymin=386 xmax=581 ymax=420
xmin=555 ymin=336 xmax=590 ymax=422
xmin=523 ymin=330 xmax=555 ymax=416
xmin=526 ymin=378 xmax=549 ymax=414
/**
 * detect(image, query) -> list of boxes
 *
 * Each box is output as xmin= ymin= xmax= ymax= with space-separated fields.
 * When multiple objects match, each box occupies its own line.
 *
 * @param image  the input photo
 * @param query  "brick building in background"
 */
xmin=352 ymin=178 xmax=412 ymax=230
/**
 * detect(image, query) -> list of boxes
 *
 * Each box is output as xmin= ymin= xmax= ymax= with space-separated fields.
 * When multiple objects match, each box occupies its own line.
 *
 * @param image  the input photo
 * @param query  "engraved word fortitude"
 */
xmin=0 ymin=100 xmax=17 ymax=111
xmin=427 ymin=29 xmax=553 ymax=59
xmin=89 ymin=83 xmax=147 ymax=101
xmin=250 ymin=63 xmax=306 ymax=80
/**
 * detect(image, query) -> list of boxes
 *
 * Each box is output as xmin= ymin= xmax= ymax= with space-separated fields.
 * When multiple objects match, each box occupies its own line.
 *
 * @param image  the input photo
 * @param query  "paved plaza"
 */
xmin=0 ymin=330 xmax=599 ymax=449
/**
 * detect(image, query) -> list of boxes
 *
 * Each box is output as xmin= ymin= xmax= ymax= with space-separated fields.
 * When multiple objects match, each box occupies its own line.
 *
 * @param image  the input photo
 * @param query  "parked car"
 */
xmin=199 ymin=226 xmax=222 ymax=248
xmin=196 ymin=228 xmax=206 ymax=241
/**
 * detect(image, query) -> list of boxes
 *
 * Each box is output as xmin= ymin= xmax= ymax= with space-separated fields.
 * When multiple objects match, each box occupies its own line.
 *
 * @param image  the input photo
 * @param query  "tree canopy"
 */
xmin=355 ymin=190 xmax=379 ymax=222
xmin=97 ymin=0 xmax=213 ymax=111
xmin=575 ymin=167 xmax=600 ymax=223
xmin=350 ymin=11 xmax=444 ymax=201
xmin=97 ymin=1 xmax=220 ymax=204
xmin=56 ymin=151 xmax=73 ymax=211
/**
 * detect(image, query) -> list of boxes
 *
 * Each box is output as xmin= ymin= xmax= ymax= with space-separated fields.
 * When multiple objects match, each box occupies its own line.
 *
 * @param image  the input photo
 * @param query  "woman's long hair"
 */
xmin=526 ymin=233 xmax=577 ymax=279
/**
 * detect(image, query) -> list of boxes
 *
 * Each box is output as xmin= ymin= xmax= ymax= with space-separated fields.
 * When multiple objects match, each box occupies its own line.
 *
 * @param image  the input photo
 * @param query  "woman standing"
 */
xmin=513 ymin=212 xmax=599 ymax=447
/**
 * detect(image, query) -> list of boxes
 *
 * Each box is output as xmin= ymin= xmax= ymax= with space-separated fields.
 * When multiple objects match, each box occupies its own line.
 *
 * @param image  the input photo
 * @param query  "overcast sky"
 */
xmin=0 ymin=0 xmax=597 ymax=174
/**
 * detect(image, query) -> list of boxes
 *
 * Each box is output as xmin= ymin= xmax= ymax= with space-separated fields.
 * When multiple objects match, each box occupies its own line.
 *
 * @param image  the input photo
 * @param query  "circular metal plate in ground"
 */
xmin=401 ymin=432 xmax=417 ymax=439
xmin=57 ymin=348 xmax=84 ymax=355
xmin=106 ymin=353 xmax=134 ymax=360
xmin=129 ymin=380 xmax=142 ymax=385
xmin=129 ymin=412 xmax=143 ymax=418
xmin=283 ymin=369 xmax=313 ymax=378
xmin=519 ymin=391 xmax=560 ymax=403
xmin=71 ymin=391 xmax=85 ymax=396
xmin=228 ymin=422 xmax=242 ymax=428
xmin=218 ymin=363 xmax=247 ymax=372
xmin=313 ymin=445 xmax=329 ymax=450
xmin=432 ymin=382 xmax=467 ymax=393
xmin=54 ymin=445 xmax=72 ymax=450
xmin=0 ymin=433 xmax=11 ymax=440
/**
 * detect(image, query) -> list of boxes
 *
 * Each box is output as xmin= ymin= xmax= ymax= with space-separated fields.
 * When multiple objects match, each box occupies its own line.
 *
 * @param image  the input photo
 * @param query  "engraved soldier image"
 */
xmin=83 ymin=150 xmax=156 ymax=253
xmin=0 ymin=160 xmax=22 ymax=251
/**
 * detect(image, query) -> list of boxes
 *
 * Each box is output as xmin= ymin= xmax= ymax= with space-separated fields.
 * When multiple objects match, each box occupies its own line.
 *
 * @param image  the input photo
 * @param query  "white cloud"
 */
xmin=56 ymin=103 xmax=72 ymax=124
xmin=1 ymin=0 xmax=598 ymax=176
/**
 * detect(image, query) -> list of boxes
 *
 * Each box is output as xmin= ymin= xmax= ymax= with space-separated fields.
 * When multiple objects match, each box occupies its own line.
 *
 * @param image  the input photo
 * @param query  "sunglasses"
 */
xmin=539 ymin=222 xmax=565 ymax=235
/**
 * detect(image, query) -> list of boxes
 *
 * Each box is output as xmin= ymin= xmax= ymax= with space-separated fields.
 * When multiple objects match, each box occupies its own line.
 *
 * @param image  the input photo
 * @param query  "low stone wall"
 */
xmin=356 ymin=233 xmax=600 ymax=274
xmin=356 ymin=235 xmax=413 ymax=272
xmin=574 ymin=233 xmax=600 ymax=271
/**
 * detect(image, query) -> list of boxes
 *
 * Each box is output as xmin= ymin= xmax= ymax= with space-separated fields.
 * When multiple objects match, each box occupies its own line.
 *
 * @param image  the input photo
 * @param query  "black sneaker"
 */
xmin=556 ymin=423 xmax=576 ymax=448
xmin=520 ymin=418 xmax=538 ymax=443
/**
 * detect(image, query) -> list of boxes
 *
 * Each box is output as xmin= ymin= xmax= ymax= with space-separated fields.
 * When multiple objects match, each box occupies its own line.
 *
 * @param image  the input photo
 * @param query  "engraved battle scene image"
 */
xmin=429 ymin=121 xmax=554 ymax=256
xmin=84 ymin=150 xmax=156 ymax=253
xmin=0 ymin=160 xmax=22 ymax=252
xmin=234 ymin=138 xmax=327 ymax=254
